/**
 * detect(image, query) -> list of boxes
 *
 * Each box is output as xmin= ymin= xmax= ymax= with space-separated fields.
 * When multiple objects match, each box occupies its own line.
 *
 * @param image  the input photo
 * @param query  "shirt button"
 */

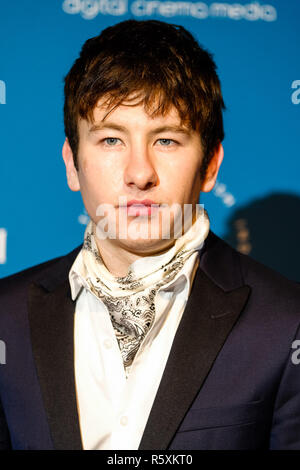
xmin=120 ymin=416 xmax=128 ymax=426
xmin=103 ymin=339 xmax=112 ymax=349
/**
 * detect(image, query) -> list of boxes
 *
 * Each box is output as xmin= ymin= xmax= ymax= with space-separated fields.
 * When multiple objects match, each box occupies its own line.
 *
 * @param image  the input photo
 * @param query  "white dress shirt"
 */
xmin=69 ymin=248 xmax=201 ymax=450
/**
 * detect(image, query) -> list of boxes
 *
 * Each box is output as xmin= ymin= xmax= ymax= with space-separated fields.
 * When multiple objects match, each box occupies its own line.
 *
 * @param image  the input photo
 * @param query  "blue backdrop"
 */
xmin=0 ymin=0 xmax=299 ymax=280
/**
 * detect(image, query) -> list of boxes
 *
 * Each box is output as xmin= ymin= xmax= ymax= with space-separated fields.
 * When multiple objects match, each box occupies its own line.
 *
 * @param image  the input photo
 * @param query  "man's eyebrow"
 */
xmin=88 ymin=123 xmax=127 ymax=134
xmin=148 ymin=125 xmax=192 ymax=136
xmin=88 ymin=122 xmax=192 ymax=135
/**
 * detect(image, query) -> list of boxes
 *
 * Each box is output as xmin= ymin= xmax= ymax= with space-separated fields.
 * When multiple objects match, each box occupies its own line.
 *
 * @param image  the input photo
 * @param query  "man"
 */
xmin=0 ymin=19 xmax=300 ymax=450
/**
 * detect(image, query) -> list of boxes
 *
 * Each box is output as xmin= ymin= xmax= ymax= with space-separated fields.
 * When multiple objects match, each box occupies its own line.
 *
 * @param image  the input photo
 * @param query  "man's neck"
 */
xmin=94 ymin=239 xmax=140 ymax=277
xmin=93 ymin=235 xmax=176 ymax=278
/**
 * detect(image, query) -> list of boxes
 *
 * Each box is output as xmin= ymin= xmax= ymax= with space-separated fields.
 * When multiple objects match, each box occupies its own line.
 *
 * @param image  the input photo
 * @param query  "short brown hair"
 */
xmin=63 ymin=19 xmax=225 ymax=177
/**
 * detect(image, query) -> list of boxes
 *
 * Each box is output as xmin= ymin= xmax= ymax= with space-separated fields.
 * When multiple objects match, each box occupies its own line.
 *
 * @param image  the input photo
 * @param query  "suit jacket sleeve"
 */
xmin=0 ymin=395 xmax=11 ymax=450
xmin=270 ymin=321 xmax=300 ymax=449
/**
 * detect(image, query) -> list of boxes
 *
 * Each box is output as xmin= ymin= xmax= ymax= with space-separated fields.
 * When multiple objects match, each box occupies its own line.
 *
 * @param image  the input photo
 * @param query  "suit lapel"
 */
xmin=27 ymin=250 xmax=83 ymax=450
xmin=139 ymin=236 xmax=251 ymax=450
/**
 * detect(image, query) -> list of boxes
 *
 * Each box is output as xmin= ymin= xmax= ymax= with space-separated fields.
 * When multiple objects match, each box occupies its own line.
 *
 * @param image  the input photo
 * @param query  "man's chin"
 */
xmin=114 ymin=236 xmax=176 ymax=256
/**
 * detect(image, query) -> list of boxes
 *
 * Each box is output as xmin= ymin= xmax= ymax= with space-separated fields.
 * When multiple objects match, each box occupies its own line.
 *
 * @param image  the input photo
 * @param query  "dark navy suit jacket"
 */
xmin=0 ymin=231 xmax=300 ymax=450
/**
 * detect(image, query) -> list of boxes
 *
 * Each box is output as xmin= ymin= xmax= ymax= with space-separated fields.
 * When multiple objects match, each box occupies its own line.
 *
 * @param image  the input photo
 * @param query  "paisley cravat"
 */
xmin=81 ymin=207 xmax=210 ymax=375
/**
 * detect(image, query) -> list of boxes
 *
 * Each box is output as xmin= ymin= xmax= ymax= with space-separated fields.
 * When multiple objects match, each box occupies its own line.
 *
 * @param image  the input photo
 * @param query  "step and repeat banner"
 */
xmin=0 ymin=0 xmax=299 ymax=280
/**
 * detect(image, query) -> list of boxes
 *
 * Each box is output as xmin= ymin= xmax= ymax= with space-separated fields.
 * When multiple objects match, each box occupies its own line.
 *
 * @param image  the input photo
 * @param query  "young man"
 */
xmin=0 ymin=19 xmax=300 ymax=450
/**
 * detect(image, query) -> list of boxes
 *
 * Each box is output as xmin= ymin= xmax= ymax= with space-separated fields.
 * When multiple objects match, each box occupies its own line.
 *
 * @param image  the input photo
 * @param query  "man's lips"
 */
xmin=121 ymin=199 xmax=160 ymax=207
xmin=119 ymin=199 xmax=161 ymax=216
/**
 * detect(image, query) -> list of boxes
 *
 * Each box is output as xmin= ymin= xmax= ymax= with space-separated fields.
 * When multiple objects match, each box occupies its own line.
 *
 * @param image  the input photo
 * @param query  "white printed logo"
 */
xmin=62 ymin=0 xmax=128 ymax=19
xmin=0 ymin=340 xmax=6 ymax=365
xmin=0 ymin=80 xmax=6 ymax=105
xmin=213 ymin=180 xmax=236 ymax=208
xmin=62 ymin=1 xmax=277 ymax=21
xmin=131 ymin=1 xmax=277 ymax=21
xmin=291 ymin=80 xmax=300 ymax=105
xmin=0 ymin=228 xmax=7 ymax=264
xmin=78 ymin=207 xmax=90 ymax=225
xmin=291 ymin=340 xmax=300 ymax=365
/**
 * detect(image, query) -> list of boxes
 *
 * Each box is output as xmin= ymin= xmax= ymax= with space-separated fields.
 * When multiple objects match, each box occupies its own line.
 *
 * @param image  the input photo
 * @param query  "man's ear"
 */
xmin=200 ymin=143 xmax=224 ymax=193
xmin=62 ymin=138 xmax=80 ymax=192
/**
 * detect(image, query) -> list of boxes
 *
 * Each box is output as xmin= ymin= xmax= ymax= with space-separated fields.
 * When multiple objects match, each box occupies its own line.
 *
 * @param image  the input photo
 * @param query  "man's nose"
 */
xmin=123 ymin=145 xmax=158 ymax=191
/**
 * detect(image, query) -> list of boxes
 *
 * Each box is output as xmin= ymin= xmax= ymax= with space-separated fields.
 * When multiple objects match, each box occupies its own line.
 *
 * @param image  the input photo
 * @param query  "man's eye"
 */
xmin=157 ymin=139 xmax=176 ymax=146
xmin=102 ymin=137 xmax=121 ymax=146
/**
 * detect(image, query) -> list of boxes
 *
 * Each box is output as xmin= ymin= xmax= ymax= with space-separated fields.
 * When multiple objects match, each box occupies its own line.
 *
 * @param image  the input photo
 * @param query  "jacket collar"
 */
xmin=27 ymin=245 xmax=83 ymax=450
xmin=139 ymin=240 xmax=250 ymax=449
xmin=27 ymin=231 xmax=250 ymax=450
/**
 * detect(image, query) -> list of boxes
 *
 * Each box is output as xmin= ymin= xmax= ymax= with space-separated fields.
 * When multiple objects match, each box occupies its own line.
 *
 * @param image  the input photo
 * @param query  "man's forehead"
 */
xmin=80 ymin=95 xmax=191 ymax=131
xmin=99 ymin=97 xmax=179 ymax=119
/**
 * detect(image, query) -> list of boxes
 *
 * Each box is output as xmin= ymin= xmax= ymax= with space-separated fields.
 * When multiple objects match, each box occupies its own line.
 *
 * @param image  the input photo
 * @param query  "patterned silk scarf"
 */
xmin=81 ymin=208 xmax=210 ymax=375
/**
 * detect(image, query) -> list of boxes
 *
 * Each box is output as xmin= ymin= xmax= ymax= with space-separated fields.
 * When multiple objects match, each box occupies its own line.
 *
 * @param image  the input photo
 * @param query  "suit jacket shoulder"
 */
xmin=201 ymin=231 xmax=300 ymax=313
xmin=0 ymin=245 xmax=82 ymax=301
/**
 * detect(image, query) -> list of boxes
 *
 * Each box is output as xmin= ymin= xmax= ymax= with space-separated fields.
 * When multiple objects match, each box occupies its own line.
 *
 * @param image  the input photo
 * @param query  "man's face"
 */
xmin=62 ymin=95 xmax=223 ymax=255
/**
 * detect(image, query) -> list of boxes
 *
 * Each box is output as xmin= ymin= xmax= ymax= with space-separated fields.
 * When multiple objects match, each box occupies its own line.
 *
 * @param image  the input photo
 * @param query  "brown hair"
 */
xmin=63 ymin=19 xmax=225 ymax=177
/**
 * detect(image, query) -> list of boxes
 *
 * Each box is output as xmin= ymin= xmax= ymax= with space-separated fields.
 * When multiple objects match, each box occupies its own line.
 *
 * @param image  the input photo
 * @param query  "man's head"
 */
xmin=62 ymin=20 xmax=225 ymax=255
xmin=63 ymin=19 xmax=225 ymax=179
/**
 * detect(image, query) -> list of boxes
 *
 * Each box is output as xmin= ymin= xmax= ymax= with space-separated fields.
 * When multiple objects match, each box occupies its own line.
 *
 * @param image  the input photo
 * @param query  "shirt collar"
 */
xmin=69 ymin=248 xmax=200 ymax=302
